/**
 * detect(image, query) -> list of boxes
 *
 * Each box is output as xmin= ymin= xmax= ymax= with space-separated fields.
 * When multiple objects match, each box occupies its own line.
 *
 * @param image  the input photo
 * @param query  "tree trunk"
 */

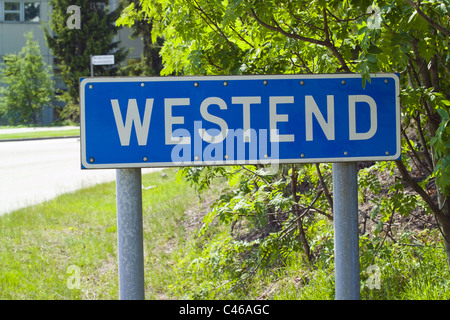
xmin=296 ymin=209 xmax=312 ymax=264
xmin=436 ymin=198 xmax=450 ymax=272
xmin=290 ymin=165 xmax=312 ymax=265
xmin=408 ymin=42 xmax=450 ymax=272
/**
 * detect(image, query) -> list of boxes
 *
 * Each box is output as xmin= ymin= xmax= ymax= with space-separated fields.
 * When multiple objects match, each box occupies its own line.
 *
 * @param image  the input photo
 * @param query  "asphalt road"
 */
xmin=0 ymin=137 xmax=160 ymax=215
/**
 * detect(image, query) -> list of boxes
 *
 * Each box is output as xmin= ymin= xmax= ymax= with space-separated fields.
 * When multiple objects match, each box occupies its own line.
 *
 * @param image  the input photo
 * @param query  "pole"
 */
xmin=116 ymin=168 xmax=145 ymax=300
xmin=90 ymin=54 xmax=94 ymax=77
xmin=333 ymin=162 xmax=360 ymax=300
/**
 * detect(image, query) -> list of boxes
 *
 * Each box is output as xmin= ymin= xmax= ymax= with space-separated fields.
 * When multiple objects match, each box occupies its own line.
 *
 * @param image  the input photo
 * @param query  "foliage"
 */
xmin=0 ymin=32 xmax=56 ymax=125
xmin=431 ymin=104 xmax=450 ymax=196
xmin=1 ymin=166 xmax=448 ymax=299
xmin=118 ymin=0 xmax=164 ymax=77
xmin=117 ymin=0 xmax=450 ymax=277
xmin=45 ymin=0 xmax=128 ymax=122
xmin=178 ymin=163 xmax=334 ymax=290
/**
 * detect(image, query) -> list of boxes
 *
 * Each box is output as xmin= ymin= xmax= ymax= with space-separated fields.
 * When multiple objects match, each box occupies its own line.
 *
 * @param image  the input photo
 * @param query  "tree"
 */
xmin=117 ymin=0 xmax=450 ymax=271
xmin=45 ymin=0 xmax=128 ymax=122
xmin=0 ymin=31 xmax=56 ymax=125
xmin=118 ymin=0 xmax=163 ymax=76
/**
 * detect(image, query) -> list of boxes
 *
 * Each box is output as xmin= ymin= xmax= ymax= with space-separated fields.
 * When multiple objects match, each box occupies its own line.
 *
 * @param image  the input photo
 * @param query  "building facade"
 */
xmin=0 ymin=0 xmax=143 ymax=124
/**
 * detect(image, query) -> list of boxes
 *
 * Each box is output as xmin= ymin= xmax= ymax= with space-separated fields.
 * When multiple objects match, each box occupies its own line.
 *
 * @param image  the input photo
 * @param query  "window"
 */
xmin=4 ymin=2 xmax=20 ymax=21
xmin=1 ymin=1 xmax=40 ymax=22
xmin=24 ymin=2 xmax=39 ymax=22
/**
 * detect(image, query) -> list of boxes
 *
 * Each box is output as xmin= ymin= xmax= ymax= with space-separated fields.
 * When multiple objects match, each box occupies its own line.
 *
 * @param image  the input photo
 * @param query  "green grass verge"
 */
xmin=1 ymin=168 xmax=449 ymax=300
xmin=0 ymin=168 xmax=198 ymax=299
xmin=0 ymin=129 xmax=80 ymax=140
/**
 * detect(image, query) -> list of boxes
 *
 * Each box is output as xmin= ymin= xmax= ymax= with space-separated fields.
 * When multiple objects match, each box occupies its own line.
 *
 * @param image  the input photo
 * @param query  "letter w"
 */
xmin=111 ymin=99 xmax=153 ymax=146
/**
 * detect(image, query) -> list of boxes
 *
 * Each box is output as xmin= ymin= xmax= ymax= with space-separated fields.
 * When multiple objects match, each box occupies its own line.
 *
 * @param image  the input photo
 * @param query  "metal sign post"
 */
xmin=86 ymin=60 xmax=144 ymax=300
xmin=116 ymin=168 xmax=145 ymax=300
xmin=333 ymin=162 xmax=360 ymax=300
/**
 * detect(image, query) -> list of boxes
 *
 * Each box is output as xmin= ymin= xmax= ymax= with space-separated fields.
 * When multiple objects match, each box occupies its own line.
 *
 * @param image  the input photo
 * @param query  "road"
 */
xmin=0 ymin=137 xmax=160 ymax=215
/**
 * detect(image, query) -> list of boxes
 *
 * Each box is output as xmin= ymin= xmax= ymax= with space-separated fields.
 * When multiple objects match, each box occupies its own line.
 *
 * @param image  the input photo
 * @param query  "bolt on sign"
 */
xmin=80 ymin=74 xmax=400 ymax=169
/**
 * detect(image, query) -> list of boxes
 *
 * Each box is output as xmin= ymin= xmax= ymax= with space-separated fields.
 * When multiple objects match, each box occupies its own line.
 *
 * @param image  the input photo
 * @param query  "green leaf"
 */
xmin=358 ymin=26 xmax=368 ymax=35
xmin=374 ymin=220 xmax=383 ymax=235
xmin=437 ymin=107 xmax=449 ymax=120
xmin=367 ymin=44 xmax=383 ymax=54
xmin=370 ymin=204 xmax=379 ymax=219
xmin=366 ymin=54 xmax=378 ymax=63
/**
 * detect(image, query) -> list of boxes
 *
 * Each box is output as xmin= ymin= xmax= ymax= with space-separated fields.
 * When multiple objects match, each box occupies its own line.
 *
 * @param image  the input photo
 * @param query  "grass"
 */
xmin=0 ymin=129 xmax=80 ymax=140
xmin=0 ymin=168 xmax=198 ymax=299
xmin=166 ymin=218 xmax=450 ymax=300
xmin=0 ymin=168 xmax=449 ymax=300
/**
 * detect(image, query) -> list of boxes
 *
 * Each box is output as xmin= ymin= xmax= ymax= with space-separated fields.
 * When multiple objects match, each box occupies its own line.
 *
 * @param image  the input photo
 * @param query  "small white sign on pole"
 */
xmin=91 ymin=55 xmax=115 ymax=66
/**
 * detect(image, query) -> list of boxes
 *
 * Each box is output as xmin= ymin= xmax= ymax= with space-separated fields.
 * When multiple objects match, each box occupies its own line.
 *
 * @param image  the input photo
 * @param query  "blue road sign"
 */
xmin=80 ymin=74 xmax=400 ymax=169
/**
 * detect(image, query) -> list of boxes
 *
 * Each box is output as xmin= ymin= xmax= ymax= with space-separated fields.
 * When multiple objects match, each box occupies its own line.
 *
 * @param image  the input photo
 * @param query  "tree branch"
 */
xmin=401 ymin=124 xmax=432 ymax=175
xmin=291 ymin=164 xmax=312 ymax=264
xmin=323 ymin=8 xmax=330 ymax=42
xmin=248 ymin=7 xmax=351 ymax=72
xmin=404 ymin=0 xmax=450 ymax=37
xmin=240 ymin=165 xmax=270 ymax=186
xmin=288 ymin=8 xmax=322 ymax=29
xmin=279 ymin=190 xmax=324 ymax=239
xmin=248 ymin=8 xmax=327 ymax=46
xmin=370 ymin=203 xmax=396 ymax=265
xmin=413 ymin=113 xmax=434 ymax=171
xmin=228 ymin=25 xmax=254 ymax=48
xmin=192 ymin=0 xmax=237 ymax=51
xmin=326 ymin=9 xmax=371 ymax=23
xmin=395 ymin=159 xmax=442 ymax=218
xmin=293 ymin=52 xmax=313 ymax=74
xmin=322 ymin=8 xmax=351 ymax=72
xmin=407 ymin=60 xmax=422 ymax=87
xmin=437 ymin=53 xmax=450 ymax=76
xmin=206 ymin=54 xmax=226 ymax=71
xmin=315 ymin=163 xmax=333 ymax=215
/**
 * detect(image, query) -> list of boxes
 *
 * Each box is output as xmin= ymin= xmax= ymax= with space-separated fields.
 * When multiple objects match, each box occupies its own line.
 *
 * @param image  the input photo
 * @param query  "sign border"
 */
xmin=80 ymin=73 xmax=400 ymax=169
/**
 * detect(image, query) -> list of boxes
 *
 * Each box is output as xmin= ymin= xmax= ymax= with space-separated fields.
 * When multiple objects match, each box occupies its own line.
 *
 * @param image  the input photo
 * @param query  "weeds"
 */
xmin=0 ymin=167 xmax=448 ymax=300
